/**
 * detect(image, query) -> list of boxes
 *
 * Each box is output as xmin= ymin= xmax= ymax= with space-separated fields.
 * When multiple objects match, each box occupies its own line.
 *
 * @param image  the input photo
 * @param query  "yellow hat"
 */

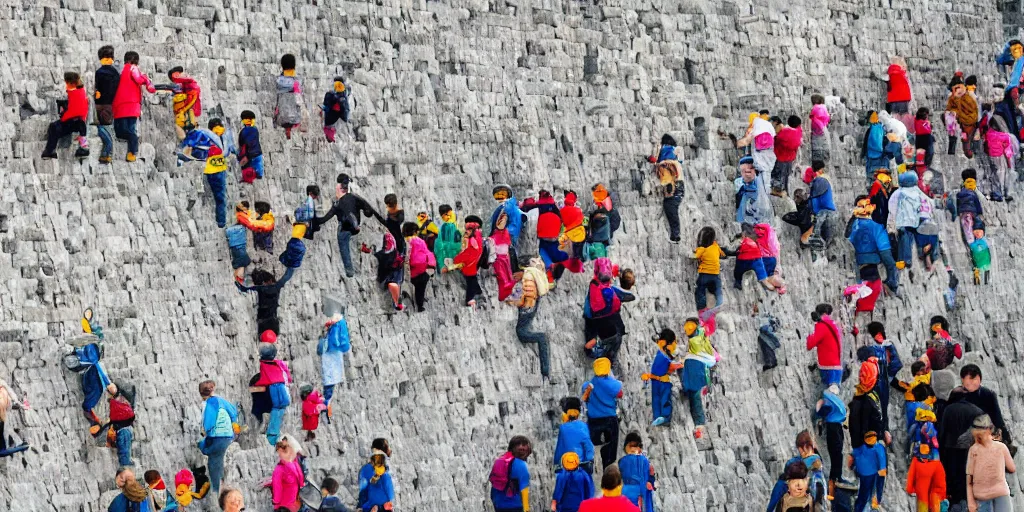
xmin=593 ymin=357 xmax=611 ymax=376
xmin=964 ymin=178 xmax=977 ymax=190
xmin=291 ymin=223 xmax=307 ymax=239
xmin=561 ymin=451 xmax=580 ymax=471
xmin=683 ymin=319 xmax=698 ymax=337
xmin=748 ymin=112 xmax=759 ymax=125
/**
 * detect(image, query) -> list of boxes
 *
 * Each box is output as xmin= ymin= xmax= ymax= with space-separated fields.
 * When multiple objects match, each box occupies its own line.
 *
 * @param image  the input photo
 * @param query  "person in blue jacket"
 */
xmin=552 ymin=452 xmax=594 ymax=512
xmin=491 ymin=184 xmax=524 ymax=249
xmin=642 ymin=329 xmax=683 ymax=426
xmin=848 ymin=195 xmax=898 ymax=293
xmin=581 ymin=358 xmax=623 ymax=469
xmin=808 ymin=160 xmax=838 ymax=246
xmin=197 ymin=380 xmax=239 ymax=495
xmin=553 ymin=397 xmax=596 ymax=474
xmin=862 ymin=111 xmax=887 ymax=183
xmin=358 ymin=438 xmax=392 ymax=510
xmin=851 ymin=431 xmax=887 ymax=512
xmin=73 ymin=308 xmax=114 ymax=435
xmin=815 ymin=384 xmax=849 ymax=499
xmin=619 ymin=432 xmax=656 ymax=512
xmin=766 ymin=430 xmax=828 ymax=511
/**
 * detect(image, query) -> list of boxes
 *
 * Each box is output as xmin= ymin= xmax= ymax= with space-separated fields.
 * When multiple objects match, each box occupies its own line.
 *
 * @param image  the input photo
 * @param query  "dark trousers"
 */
xmin=516 ymin=305 xmax=549 ymax=376
xmin=113 ymin=117 xmax=139 ymax=154
xmin=43 ymin=119 xmax=86 ymax=155
xmin=771 ymin=160 xmax=793 ymax=192
xmin=464 ymin=275 xmax=481 ymax=305
xmin=0 ymin=420 xmax=5 ymax=451
xmin=694 ymin=273 xmax=723 ymax=310
xmin=758 ymin=326 xmax=780 ymax=369
xmin=663 ymin=195 xmax=681 ymax=238
xmin=826 ymin=422 xmax=844 ymax=481
xmin=411 ymin=273 xmax=429 ymax=311
xmin=587 ymin=416 xmax=619 ymax=469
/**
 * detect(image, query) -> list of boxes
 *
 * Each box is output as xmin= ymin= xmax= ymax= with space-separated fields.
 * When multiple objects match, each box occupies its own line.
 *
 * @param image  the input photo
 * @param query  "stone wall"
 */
xmin=0 ymin=0 xmax=1021 ymax=511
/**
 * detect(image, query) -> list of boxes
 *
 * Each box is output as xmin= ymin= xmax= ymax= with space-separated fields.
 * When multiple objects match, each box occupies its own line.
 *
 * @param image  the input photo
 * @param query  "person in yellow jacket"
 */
xmin=693 ymin=226 xmax=727 ymax=314
xmin=238 ymin=201 xmax=275 ymax=253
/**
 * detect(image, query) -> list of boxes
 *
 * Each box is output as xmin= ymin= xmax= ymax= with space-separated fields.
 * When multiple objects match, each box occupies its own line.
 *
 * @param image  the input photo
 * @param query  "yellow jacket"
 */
xmin=694 ymin=242 xmax=726 ymax=274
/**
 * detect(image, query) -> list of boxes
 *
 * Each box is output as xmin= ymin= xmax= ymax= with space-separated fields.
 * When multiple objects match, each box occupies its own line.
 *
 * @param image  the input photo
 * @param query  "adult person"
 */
xmin=266 ymin=436 xmax=304 ymax=512
xmin=734 ymin=156 xmax=774 ymax=225
xmin=218 ymin=487 xmax=244 ymax=512
xmin=886 ymin=56 xmax=913 ymax=117
xmin=967 ymin=415 xmax=1016 ymax=512
xmin=312 ymin=173 xmax=385 ymax=278
xmin=108 ymin=468 xmax=157 ymax=512
xmin=197 ymin=380 xmax=239 ymax=496
xmin=948 ymin=364 xmax=1014 ymax=449
xmin=582 ymin=358 xmax=623 ymax=469
xmin=847 ymin=195 xmax=899 ymax=294
xmin=887 ymin=171 xmax=927 ymax=270
xmin=578 ymin=465 xmax=641 ymax=512
xmin=848 ymin=360 xmax=889 ymax=450
xmin=939 ymin=397 xmax=984 ymax=508
xmin=490 ymin=435 xmax=532 ymax=512
xmin=235 ymin=267 xmax=297 ymax=337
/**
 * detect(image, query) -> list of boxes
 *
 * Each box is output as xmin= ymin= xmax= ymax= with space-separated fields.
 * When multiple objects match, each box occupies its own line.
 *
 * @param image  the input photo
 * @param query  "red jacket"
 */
xmin=805 ymin=315 xmax=842 ymax=370
xmin=523 ymin=196 xmax=562 ymax=239
xmin=112 ymin=63 xmax=155 ymax=119
xmin=914 ymin=119 xmax=932 ymax=136
xmin=887 ymin=64 xmax=912 ymax=103
xmin=301 ymin=390 xmax=324 ymax=431
xmin=453 ymin=229 xmax=482 ymax=276
xmin=736 ymin=237 xmax=761 ymax=260
xmin=774 ymin=126 xmax=803 ymax=162
xmin=578 ymin=496 xmax=640 ymax=512
xmin=61 ymin=87 xmax=89 ymax=122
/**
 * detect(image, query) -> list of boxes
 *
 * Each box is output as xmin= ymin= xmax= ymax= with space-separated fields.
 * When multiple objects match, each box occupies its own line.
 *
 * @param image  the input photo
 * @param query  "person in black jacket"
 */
xmin=94 ymin=45 xmax=120 ymax=164
xmin=938 ymin=399 xmax=984 ymax=507
xmin=235 ymin=267 xmax=296 ymax=336
xmin=848 ymin=359 xmax=887 ymax=450
xmin=948 ymin=364 xmax=1013 ymax=447
xmin=312 ymin=173 xmax=384 ymax=278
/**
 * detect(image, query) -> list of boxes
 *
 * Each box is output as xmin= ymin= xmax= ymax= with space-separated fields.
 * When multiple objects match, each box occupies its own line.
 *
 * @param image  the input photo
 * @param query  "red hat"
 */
xmin=859 ymin=358 xmax=879 ymax=389
xmin=802 ymin=167 xmax=816 ymax=184
xmin=260 ymin=330 xmax=277 ymax=344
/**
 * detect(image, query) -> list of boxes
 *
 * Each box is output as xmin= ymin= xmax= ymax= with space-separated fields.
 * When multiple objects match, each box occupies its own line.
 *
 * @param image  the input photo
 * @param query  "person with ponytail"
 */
xmin=578 ymin=465 xmax=640 ymax=511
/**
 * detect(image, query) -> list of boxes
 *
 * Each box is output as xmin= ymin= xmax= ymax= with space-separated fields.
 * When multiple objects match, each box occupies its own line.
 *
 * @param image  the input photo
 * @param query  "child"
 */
xmin=952 ymin=168 xmax=984 ymax=244
xmin=619 ymin=432 xmax=656 ymax=512
xmin=925 ymin=315 xmax=962 ymax=371
xmin=112 ymin=51 xmax=156 ymax=162
xmin=490 ymin=210 xmax=517 ymax=300
xmin=359 ymin=453 xmax=394 ymax=512
xmin=809 ymin=94 xmax=831 ymax=163
xmin=404 ymin=222 xmax=436 ymax=312
xmin=754 ymin=223 xmax=786 ymax=293
xmin=581 ymin=357 xmax=623 ymax=469
xmin=863 ymin=111 xmax=888 ymax=181
xmin=591 ymin=183 xmax=621 ymax=241
xmin=226 ymin=202 xmax=252 ymax=284
xmin=443 ymin=214 xmax=484 ymax=307
xmin=969 ymin=219 xmax=991 ymax=285
xmin=70 ymin=308 xmax=114 ymax=435
xmin=655 ymin=160 xmax=683 ymax=242
xmin=0 ymin=379 xmax=29 ymax=456
xmin=319 ymin=477 xmax=349 ymax=512
xmin=772 ymin=116 xmax=804 ymax=196
xmin=782 ymin=188 xmax=815 ymax=246
xmin=490 ymin=184 xmax=525 ymax=249
xmin=772 ymin=460 xmax=816 ymax=512
xmin=946 ymin=73 xmax=979 ymax=158
xmin=274 ymin=54 xmax=303 ymax=139
xmin=984 ymin=120 xmax=1017 ymax=202
xmin=727 ymin=223 xmax=775 ymax=291
xmin=553 ymin=397 xmax=596 ymax=473
xmin=42 ymin=72 xmax=89 ymax=160
xmin=681 ymin=318 xmax=716 ymax=440
xmin=179 ymin=118 xmax=232 ymax=228
xmin=299 ymin=384 xmax=326 ymax=442
xmin=808 ymin=160 xmax=837 ymax=246
xmin=238 ymin=201 xmax=275 ymax=254
xmin=238 ymin=110 xmax=264 ymax=183
xmin=909 ymin=406 xmax=940 ymax=458
xmin=857 ymin=322 xmax=903 ymax=432
xmin=103 ymin=382 xmax=136 ymax=467
xmin=915 ymin=108 xmax=934 ymax=170
xmin=552 ymin=452 xmax=595 ymax=512
xmin=321 ymin=76 xmax=350 ymax=142
xmin=641 ymin=329 xmax=683 ymax=427
xmin=253 ymin=343 xmax=292 ymax=445
xmin=768 ymin=431 xmax=828 ymax=510
xmin=317 ymin=313 xmax=349 ymax=419
xmin=814 ymin=386 xmax=848 ymax=500
xmin=295 ymin=185 xmax=320 ymax=234
xmin=522 ymin=190 xmax=567 ymax=280
xmin=511 ymin=257 xmax=552 ymax=378
xmin=167 ymin=66 xmax=201 ymax=140
xmin=144 ymin=471 xmax=169 ymax=510
xmin=899 ymin=361 xmax=933 ymax=401
xmin=415 ymin=211 xmax=439 ymax=251
xmin=93 ymin=46 xmax=120 ymax=164
xmin=886 ymin=56 xmax=912 ymax=117
xmin=805 ymin=304 xmax=842 ymax=387
xmin=648 ymin=133 xmax=678 ymax=163
xmin=850 ymin=431 xmax=887 ymax=512
xmin=559 ymin=191 xmax=587 ymax=274
xmin=692 ymin=227 xmax=727 ymax=318
xmin=906 ymin=428 xmax=948 ymax=512
xmin=433 ymin=204 xmax=462 ymax=267
xmin=383 ymin=193 xmax=405 ymax=252
xmin=374 ymin=232 xmax=405 ymax=311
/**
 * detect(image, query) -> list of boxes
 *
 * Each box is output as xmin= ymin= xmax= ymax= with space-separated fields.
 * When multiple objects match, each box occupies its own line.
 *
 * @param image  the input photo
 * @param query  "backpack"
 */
xmin=489 ymin=452 xmax=518 ymax=497
xmin=477 ymin=237 xmax=493 ymax=270
xmin=63 ymin=342 xmax=103 ymax=373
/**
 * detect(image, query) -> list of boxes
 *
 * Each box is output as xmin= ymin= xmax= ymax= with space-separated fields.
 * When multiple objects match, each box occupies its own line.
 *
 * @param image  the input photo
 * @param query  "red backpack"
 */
xmin=489 ymin=452 xmax=517 ymax=497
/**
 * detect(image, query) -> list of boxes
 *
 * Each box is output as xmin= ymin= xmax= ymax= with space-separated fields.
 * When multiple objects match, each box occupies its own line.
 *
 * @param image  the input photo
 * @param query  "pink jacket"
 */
xmin=986 ymin=129 xmax=1016 ymax=160
xmin=810 ymin=104 xmax=831 ymax=136
xmin=271 ymin=459 xmax=305 ymax=511
xmin=112 ymin=63 xmax=156 ymax=119
xmin=407 ymin=236 xmax=436 ymax=278
xmin=256 ymin=360 xmax=293 ymax=386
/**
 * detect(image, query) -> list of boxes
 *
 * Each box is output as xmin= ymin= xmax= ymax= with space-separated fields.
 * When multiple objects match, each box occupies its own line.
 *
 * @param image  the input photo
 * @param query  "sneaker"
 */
xmin=360 ymin=243 xmax=372 ymax=254
xmin=126 ymin=152 xmax=137 ymax=162
xmin=74 ymin=147 xmax=90 ymax=158
xmin=651 ymin=417 xmax=669 ymax=427
xmin=393 ymin=302 xmax=404 ymax=311
xmin=40 ymin=152 xmax=57 ymax=160
xmin=669 ymin=236 xmax=680 ymax=244
xmin=467 ymin=299 xmax=477 ymax=308
xmin=98 ymin=155 xmax=112 ymax=164
xmin=693 ymin=426 xmax=705 ymax=439
xmin=88 ymin=424 xmax=102 ymax=436
xmin=584 ymin=338 xmax=598 ymax=350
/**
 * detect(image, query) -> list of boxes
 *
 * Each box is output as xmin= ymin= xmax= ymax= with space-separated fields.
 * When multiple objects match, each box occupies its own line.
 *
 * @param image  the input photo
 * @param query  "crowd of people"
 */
xmin=2 ymin=36 xmax=1021 ymax=512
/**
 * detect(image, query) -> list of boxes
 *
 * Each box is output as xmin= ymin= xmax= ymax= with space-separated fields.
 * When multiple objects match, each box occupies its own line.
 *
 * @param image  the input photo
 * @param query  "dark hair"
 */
xmin=600 ymin=465 xmax=623 ymax=490
xmin=867 ymin=322 xmax=885 ymax=339
xmin=787 ymin=115 xmax=801 ymax=128
xmin=929 ymin=315 xmax=949 ymax=332
xmin=218 ymin=487 xmax=241 ymax=510
xmin=660 ymin=134 xmax=676 ymax=146
xmin=783 ymin=460 xmax=809 ymax=481
xmin=439 ymin=204 xmax=452 ymax=216
xmin=960 ymin=364 xmax=982 ymax=380
xmin=812 ymin=160 xmax=826 ymax=172
xmin=658 ymin=328 xmax=676 ymax=344
xmin=371 ymin=438 xmax=390 ymax=455
xmin=401 ymin=222 xmax=418 ymax=238
xmin=123 ymin=51 xmax=140 ymax=65
xmin=697 ymin=226 xmax=716 ymax=248
xmin=254 ymin=201 xmax=271 ymax=216
xmin=241 ymin=110 xmax=256 ymax=121
xmin=792 ymin=188 xmax=807 ymax=203
xmin=854 ymin=194 xmax=870 ymax=205
xmin=815 ymin=304 xmax=833 ymax=315
xmin=623 ymin=432 xmax=643 ymax=450
xmin=384 ymin=193 xmax=398 ymax=207
xmin=508 ymin=435 xmax=532 ymax=460
xmin=911 ymin=360 xmax=927 ymax=375
xmin=306 ymin=184 xmax=320 ymax=198
xmin=759 ymin=109 xmax=770 ymax=116
xmin=795 ymin=430 xmax=813 ymax=449
xmin=251 ymin=268 xmax=274 ymax=286
xmin=143 ymin=470 xmax=161 ymax=486
xmin=741 ymin=223 xmax=756 ymax=239
xmin=281 ymin=53 xmax=296 ymax=70
xmin=336 ymin=173 xmax=351 ymax=188
xmin=64 ymin=71 xmax=80 ymax=84
xmin=769 ymin=116 xmax=783 ymax=125
xmin=98 ymin=45 xmax=115 ymax=60
xmin=562 ymin=396 xmax=582 ymax=412
xmin=321 ymin=477 xmax=339 ymax=494
xmin=465 ymin=214 xmax=483 ymax=226
xmin=911 ymin=383 xmax=935 ymax=402
xmin=916 ymin=107 xmax=930 ymax=120
xmin=208 ymin=118 xmax=223 ymax=130
xmin=167 ymin=66 xmax=184 ymax=81
xmin=811 ymin=94 xmax=825 ymax=105
xmin=199 ymin=380 xmax=216 ymax=397
xmin=962 ymin=168 xmax=977 ymax=181
xmin=333 ymin=76 xmax=345 ymax=83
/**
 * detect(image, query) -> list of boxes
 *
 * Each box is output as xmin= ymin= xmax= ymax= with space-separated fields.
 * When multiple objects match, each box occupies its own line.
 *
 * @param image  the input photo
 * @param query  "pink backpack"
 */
xmin=489 ymin=452 xmax=517 ymax=497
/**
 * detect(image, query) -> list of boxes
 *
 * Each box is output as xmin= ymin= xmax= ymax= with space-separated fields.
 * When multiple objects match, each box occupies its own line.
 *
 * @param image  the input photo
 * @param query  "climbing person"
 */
xmin=753 ymin=223 xmax=786 ymax=293
xmin=101 ymin=381 xmax=137 ymax=468
xmin=949 ymin=365 xmax=1014 ymax=449
xmin=294 ymin=184 xmax=320 ymax=236
xmin=373 ymin=232 xmax=405 ymax=311
xmin=111 ymin=51 xmax=156 ymax=162
xmin=357 ymin=439 xmax=391 ymax=505
xmin=983 ymin=119 xmax=1016 ymax=202
xmin=553 ymin=397 xmax=596 ymax=474
xmin=415 ymin=210 xmax=439 ymax=251
xmin=586 ymin=200 xmax=613 ymax=259
xmin=692 ymin=226 xmax=726 ymax=314
xmin=404 ymin=221 xmax=436 ymax=312
xmin=69 ymin=308 xmax=114 ymax=435
xmin=489 ymin=435 xmax=532 ymax=512
xmin=238 ymin=110 xmax=264 ymax=183
xmin=490 ymin=209 xmax=517 ymax=300
xmin=522 ymin=190 xmax=567 ymax=281
xmin=218 ymin=487 xmax=245 ymax=512
xmin=805 ymin=304 xmax=842 ymax=388
xmin=809 ymin=94 xmax=831 ymax=163
xmin=888 ymin=170 xmax=927 ymax=271
xmin=318 ymin=478 xmax=345 ymax=512
xmin=648 ymin=133 xmax=678 ymax=163
xmin=770 ymin=460 xmax=821 ymax=512
xmin=490 ymin=184 xmax=525 ymax=249
xmin=941 ymin=396 xmax=984 ymax=509
xmin=578 ymin=465 xmax=640 ymax=512
xmin=754 ymin=306 xmax=782 ymax=371
xmin=274 ymin=53 xmax=304 ymax=140
xmin=41 ymin=71 xmax=89 ymax=160
xmin=814 ymin=385 xmax=848 ymax=500
xmin=433 ymin=204 xmax=461 ymax=268
xmin=906 ymin=419 xmax=948 ymax=512
xmin=925 ymin=315 xmax=963 ymax=372
xmin=654 ymin=159 xmax=683 ymax=242
xmin=863 ymin=111 xmax=889 ymax=184
xmin=321 ymin=76 xmax=350 ymax=142
xmin=235 ymin=267 xmax=297 ymax=337
xmin=93 ymin=45 xmax=119 ymax=164
xmin=358 ymin=449 xmax=395 ymax=512
xmin=618 ymin=432 xmax=656 ymax=512
xmin=915 ymin=107 xmax=935 ymax=169
xmin=850 ymin=431 xmax=887 ymax=512
xmin=163 ymin=66 xmax=202 ymax=140
xmin=266 ymin=436 xmax=305 ymax=512
xmin=0 ymin=377 xmax=29 ymax=456
xmin=641 ymin=328 xmax=683 ymax=427
xmin=848 ymin=195 xmax=899 ymax=303
xmin=946 ymin=73 xmax=980 ymax=158
xmin=590 ymin=183 xmax=621 ymax=243
xmin=144 ymin=471 xmax=169 ymax=510
xmin=856 ymin=322 xmax=903 ymax=433
xmin=299 ymin=384 xmax=326 ymax=442
xmin=171 ymin=466 xmax=212 ymax=509
xmin=772 ymin=115 xmax=803 ymax=196
xmin=966 ymin=414 xmax=1016 ymax=512
xmin=383 ymin=193 xmax=405 ymax=253
xmin=179 ymin=118 xmax=233 ymax=228
xmin=968 ymin=219 xmax=992 ymax=285
xmin=807 ymin=160 xmax=838 ymax=248
xmin=681 ymin=318 xmax=715 ymax=440
xmin=734 ymin=156 xmax=774 ymax=225
xmin=581 ymin=357 xmax=623 ymax=469
xmin=868 ymin=168 xmax=892 ymax=226
xmin=735 ymin=112 xmax=778 ymax=174
xmin=442 ymin=214 xmax=484 ymax=307
xmin=727 ymin=223 xmax=775 ymax=291
xmin=887 ymin=56 xmax=913 ymax=122
xmin=108 ymin=468 xmax=157 ymax=512
xmin=196 ymin=380 xmax=238 ymax=496
xmin=583 ymin=258 xmax=635 ymax=364
xmin=849 ymin=359 xmax=888 ymax=451
xmin=552 ymin=451 xmax=595 ymax=512
xmin=558 ymin=190 xmax=587 ymax=275
xmin=237 ymin=200 xmax=275 ymax=254
xmin=509 ymin=257 xmax=551 ymax=378
xmin=313 ymin=173 xmax=385 ymax=278
xmin=317 ymin=312 xmax=349 ymax=421
xmin=950 ymin=169 xmax=984 ymax=245
xmin=782 ymin=187 xmax=815 ymax=246
xmin=253 ymin=343 xmax=292 ymax=446
xmin=225 ymin=203 xmax=252 ymax=284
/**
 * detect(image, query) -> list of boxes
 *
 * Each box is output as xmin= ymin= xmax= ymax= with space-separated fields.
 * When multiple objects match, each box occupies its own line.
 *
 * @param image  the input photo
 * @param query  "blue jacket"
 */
xmin=851 ymin=442 xmax=887 ymax=476
xmin=619 ymin=453 xmax=655 ymax=512
xmin=956 ymin=188 xmax=983 ymax=216
xmin=581 ymin=376 xmax=622 ymax=419
xmin=681 ymin=358 xmax=708 ymax=393
xmin=809 ymin=176 xmax=836 ymax=213
xmin=202 ymin=396 xmax=238 ymax=439
xmin=552 ymin=469 xmax=594 ymax=512
xmin=318 ymin=319 xmax=351 ymax=354
xmin=657 ymin=145 xmax=678 ymax=162
xmin=553 ymin=420 xmax=595 ymax=467
xmin=491 ymin=197 xmax=524 ymax=246
xmin=237 ymin=126 xmax=262 ymax=160
xmin=816 ymin=389 xmax=847 ymax=424
xmin=107 ymin=494 xmax=154 ymax=512
xmin=78 ymin=343 xmax=112 ymax=388
xmin=360 ymin=471 xmax=394 ymax=510
xmin=848 ymin=217 xmax=891 ymax=265
xmin=225 ymin=224 xmax=247 ymax=249
xmin=865 ymin=123 xmax=885 ymax=159
xmin=997 ymin=42 xmax=1024 ymax=92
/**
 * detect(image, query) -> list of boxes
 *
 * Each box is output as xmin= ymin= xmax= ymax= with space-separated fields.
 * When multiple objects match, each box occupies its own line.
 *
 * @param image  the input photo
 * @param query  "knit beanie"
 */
xmin=593 ymin=357 xmax=612 ymax=376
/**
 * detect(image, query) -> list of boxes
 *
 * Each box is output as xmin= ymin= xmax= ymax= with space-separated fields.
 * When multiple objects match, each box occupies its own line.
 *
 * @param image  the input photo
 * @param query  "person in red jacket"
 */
xmin=41 ymin=72 xmax=90 ymax=160
xmin=522 ymin=190 xmax=567 ymax=284
xmin=725 ymin=223 xmax=775 ymax=291
xmin=771 ymin=115 xmax=803 ymax=196
xmin=558 ymin=190 xmax=587 ymax=276
xmin=579 ymin=465 xmax=641 ymax=512
xmin=443 ymin=214 xmax=484 ymax=307
xmin=111 ymin=51 xmax=156 ymax=162
xmin=806 ymin=303 xmax=844 ymax=387
xmin=886 ymin=57 xmax=912 ymax=112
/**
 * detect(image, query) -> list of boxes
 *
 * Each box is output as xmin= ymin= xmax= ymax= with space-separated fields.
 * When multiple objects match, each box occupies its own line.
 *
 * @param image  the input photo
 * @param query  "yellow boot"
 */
xmin=126 ymin=152 xmax=137 ymax=162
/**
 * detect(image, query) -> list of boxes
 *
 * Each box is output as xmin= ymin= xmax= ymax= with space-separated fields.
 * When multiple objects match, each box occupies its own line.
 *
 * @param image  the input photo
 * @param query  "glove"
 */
xmin=232 ymin=423 xmax=241 ymax=435
xmin=647 ymin=155 xmax=657 ymax=163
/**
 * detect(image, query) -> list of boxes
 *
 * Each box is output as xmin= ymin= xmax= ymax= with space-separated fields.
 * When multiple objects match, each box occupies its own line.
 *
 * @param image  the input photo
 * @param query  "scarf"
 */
xmin=382 ymin=232 xmax=396 ymax=253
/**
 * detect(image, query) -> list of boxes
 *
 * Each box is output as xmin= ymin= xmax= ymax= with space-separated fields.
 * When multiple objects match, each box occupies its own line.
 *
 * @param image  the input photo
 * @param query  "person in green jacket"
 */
xmin=434 ymin=204 xmax=462 ymax=266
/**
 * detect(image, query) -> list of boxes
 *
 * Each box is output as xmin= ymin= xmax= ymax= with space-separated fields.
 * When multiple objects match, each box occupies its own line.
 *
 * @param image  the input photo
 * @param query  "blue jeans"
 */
xmin=337 ymin=229 xmax=354 ymax=276
xmin=324 ymin=384 xmax=335 ymax=405
xmin=686 ymin=389 xmax=705 ymax=425
xmin=820 ymin=369 xmax=842 ymax=387
xmin=897 ymin=227 xmax=918 ymax=266
xmin=516 ymin=305 xmax=549 ymax=377
xmin=651 ymin=380 xmax=672 ymax=422
xmin=865 ymin=156 xmax=888 ymax=183
xmin=198 ymin=436 xmax=233 ymax=494
xmin=854 ymin=473 xmax=884 ymax=512
xmin=97 ymin=125 xmax=113 ymax=157
xmin=695 ymin=273 xmax=723 ymax=310
xmin=113 ymin=118 xmax=139 ymax=154
xmin=733 ymin=258 xmax=768 ymax=288
xmin=206 ymin=172 xmax=228 ymax=228
xmin=115 ymin=427 xmax=133 ymax=467
xmin=267 ymin=407 xmax=285 ymax=445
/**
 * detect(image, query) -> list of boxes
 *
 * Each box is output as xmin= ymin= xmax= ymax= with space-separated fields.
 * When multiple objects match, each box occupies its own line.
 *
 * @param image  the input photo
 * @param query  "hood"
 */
xmin=898 ymin=172 xmax=919 ymax=188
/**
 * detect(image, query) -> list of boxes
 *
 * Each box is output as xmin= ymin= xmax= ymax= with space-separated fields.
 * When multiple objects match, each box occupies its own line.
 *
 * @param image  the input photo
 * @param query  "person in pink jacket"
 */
xmin=265 ymin=436 xmax=304 ymax=512
xmin=984 ymin=120 xmax=1017 ymax=202
xmin=111 ymin=51 xmax=156 ymax=162
xmin=403 ymin=222 xmax=436 ymax=312
xmin=809 ymin=94 xmax=831 ymax=163
xmin=806 ymin=303 xmax=843 ymax=387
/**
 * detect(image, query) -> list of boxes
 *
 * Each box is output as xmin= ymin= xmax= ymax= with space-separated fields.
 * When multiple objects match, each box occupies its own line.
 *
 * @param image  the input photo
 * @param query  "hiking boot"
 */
xmin=126 ymin=152 xmax=137 ymax=162
xmin=98 ymin=155 xmax=112 ymax=164
xmin=871 ymin=497 xmax=880 ymax=509
xmin=40 ymin=152 xmax=58 ymax=160
xmin=991 ymin=192 xmax=1004 ymax=202
xmin=973 ymin=267 xmax=981 ymax=285
xmin=651 ymin=417 xmax=669 ymax=427
xmin=74 ymin=147 xmax=90 ymax=158
xmin=669 ymin=236 xmax=680 ymax=244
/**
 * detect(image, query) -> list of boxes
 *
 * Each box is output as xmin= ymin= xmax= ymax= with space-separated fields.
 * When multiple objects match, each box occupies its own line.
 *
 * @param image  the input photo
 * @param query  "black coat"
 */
xmin=848 ymin=391 xmax=884 ymax=449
